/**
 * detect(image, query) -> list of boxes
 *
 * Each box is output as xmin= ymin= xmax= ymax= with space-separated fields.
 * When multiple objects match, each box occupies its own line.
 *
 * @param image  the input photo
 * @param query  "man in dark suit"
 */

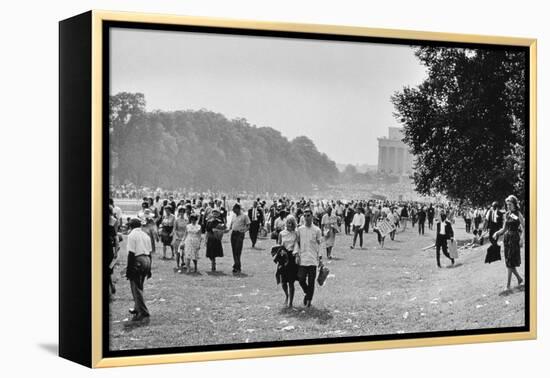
xmin=417 ymin=206 xmax=427 ymax=235
xmin=343 ymin=204 xmax=355 ymax=235
xmin=484 ymin=201 xmax=503 ymax=245
xmin=248 ymin=201 xmax=264 ymax=248
xmin=435 ymin=213 xmax=454 ymax=268
xmin=427 ymin=204 xmax=435 ymax=230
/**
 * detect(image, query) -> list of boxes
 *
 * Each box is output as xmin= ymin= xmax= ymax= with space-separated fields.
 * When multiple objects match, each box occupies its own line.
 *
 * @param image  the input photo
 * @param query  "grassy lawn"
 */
xmin=109 ymin=218 xmax=525 ymax=351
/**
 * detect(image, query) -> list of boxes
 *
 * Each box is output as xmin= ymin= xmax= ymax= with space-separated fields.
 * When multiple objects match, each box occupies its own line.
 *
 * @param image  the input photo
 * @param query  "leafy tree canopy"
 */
xmin=391 ymin=47 xmax=526 ymax=206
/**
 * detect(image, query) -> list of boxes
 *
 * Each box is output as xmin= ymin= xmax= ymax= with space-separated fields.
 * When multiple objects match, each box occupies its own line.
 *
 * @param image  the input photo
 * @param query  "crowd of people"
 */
xmin=108 ymin=191 xmax=526 ymax=322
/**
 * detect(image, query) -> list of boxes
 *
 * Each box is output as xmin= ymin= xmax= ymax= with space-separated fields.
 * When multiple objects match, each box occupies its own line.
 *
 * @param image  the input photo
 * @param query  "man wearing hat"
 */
xmin=248 ymin=201 xmax=264 ymax=249
xmin=125 ymin=218 xmax=153 ymax=321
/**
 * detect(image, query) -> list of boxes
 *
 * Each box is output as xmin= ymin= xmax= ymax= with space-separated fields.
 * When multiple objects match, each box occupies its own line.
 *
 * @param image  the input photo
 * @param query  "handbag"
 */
xmin=317 ymin=261 xmax=330 ymax=286
xmin=485 ymin=242 xmax=501 ymax=263
xmin=448 ymin=239 xmax=458 ymax=259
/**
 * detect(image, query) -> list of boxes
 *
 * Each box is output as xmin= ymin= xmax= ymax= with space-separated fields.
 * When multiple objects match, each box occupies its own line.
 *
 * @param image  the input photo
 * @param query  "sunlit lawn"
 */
xmin=109 ymin=218 xmax=525 ymax=351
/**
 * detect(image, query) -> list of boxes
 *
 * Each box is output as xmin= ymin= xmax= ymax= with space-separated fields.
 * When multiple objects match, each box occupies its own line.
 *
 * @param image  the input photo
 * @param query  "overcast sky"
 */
xmin=110 ymin=28 xmax=427 ymax=166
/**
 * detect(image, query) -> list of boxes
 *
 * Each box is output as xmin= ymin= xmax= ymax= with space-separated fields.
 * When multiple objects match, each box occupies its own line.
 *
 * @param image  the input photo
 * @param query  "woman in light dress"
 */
xmin=172 ymin=207 xmax=188 ymax=272
xmin=321 ymin=206 xmax=339 ymax=259
xmin=183 ymin=214 xmax=202 ymax=273
xmin=277 ymin=217 xmax=299 ymax=307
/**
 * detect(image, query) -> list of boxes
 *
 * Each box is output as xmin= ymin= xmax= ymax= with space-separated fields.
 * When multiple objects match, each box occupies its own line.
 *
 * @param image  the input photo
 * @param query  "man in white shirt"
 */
xmin=228 ymin=204 xmax=250 ymax=274
xmin=350 ymin=207 xmax=366 ymax=249
xmin=296 ymin=209 xmax=322 ymax=307
xmin=126 ymin=218 xmax=153 ymax=321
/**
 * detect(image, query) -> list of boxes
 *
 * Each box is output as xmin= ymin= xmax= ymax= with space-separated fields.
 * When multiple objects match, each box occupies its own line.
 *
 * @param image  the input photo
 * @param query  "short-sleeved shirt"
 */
xmin=229 ymin=213 xmax=251 ymax=233
xmin=127 ymin=228 xmax=152 ymax=256
xmin=297 ymin=224 xmax=322 ymax=266
xmin=274 ymin=217 xmax=287 ymax=231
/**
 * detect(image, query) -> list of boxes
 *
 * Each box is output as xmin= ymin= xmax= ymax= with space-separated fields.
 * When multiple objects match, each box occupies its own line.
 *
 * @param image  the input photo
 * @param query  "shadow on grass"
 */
xmin=232 ymin=272 xmax=251 ymax=278
xmin=206 ymin=271 xmax=228 ymax=277
xmin=279 ymin=306 xmax=334 ymax=325
xmin=123 ymin=317 xmax=151 ymax=330
xmin=183 ymin=271 xmax=203 ymax=277
xmin=447 ymin=263 xmax=464 ymax=269
xmin=499 ymin=285 xmax=525 ymax=297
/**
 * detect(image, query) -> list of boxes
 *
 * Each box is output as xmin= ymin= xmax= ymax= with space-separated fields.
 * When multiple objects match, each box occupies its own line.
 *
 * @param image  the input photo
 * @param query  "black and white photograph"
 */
xmin=105 ymin=24 xmax=529 ymax=353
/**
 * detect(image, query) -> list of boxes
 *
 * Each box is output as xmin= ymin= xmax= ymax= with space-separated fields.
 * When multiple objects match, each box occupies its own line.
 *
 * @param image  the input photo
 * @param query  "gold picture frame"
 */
xmin=59 ymin=10 xmax=537 ymax=368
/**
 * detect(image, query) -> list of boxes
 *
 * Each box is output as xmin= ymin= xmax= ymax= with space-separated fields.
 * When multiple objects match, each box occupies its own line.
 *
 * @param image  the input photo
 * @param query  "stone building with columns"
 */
xmin=377 ymin=127 xmax=414 ymax=176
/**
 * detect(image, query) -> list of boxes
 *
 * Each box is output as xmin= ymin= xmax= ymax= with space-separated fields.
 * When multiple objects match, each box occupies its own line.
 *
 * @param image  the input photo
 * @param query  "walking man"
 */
xmin=228 ymin=203 xmax=250 ymax=274
xmin=427 ymin=204 xmax=435 ymax=230
xmin=350 ymin=207 xmax=365 ymax=249
xmin=485 ymin=201 xmax=503 ymax=245
xmin=248 ymin=201 xmax=264 ymax=249
xmin=296 ymin=208 xmax=322 ymax=307
xmin=126 ymin=218 xmax=153 ymax=321
xmin=417 ymin=206 xmax=426 ymax=235
xmin=344 ymin=204 xmax=354 ymax=235
xmin=435 ymin=213 xmax=454 ymax=268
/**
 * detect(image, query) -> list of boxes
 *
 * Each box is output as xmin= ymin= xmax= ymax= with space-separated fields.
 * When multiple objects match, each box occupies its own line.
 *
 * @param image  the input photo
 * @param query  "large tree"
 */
xmin=391 ymin=47 xmax=526 ymax=206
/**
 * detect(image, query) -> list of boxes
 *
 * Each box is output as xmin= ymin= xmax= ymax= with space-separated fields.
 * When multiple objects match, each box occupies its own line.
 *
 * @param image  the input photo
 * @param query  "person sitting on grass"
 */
xmin=461 ymin=229 xmax=484 ymax=249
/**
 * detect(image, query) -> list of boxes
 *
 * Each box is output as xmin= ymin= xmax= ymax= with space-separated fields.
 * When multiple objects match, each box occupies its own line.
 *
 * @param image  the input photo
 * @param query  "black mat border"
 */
xmin=101 ymin=19 xmax=531 ymax=359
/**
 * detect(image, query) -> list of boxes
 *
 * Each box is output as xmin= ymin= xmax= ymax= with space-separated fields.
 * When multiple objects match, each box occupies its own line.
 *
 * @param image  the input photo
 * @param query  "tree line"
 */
xmin=109 ymin=92 xmax=339 ymax=193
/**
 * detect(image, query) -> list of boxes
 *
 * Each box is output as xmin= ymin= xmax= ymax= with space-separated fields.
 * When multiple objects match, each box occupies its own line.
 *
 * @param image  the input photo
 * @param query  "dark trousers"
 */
xmin=418 ymin=221 xmax=425 ymax=235
xmin=364 ymin=217 xmax=371 ymax=233
xmin=474 ymin=218 xmax=481 ymax=230
xmin=344 ymin=221 xmax=351 ymax=235
xmin=231 ymin=231 xmax=245 ymax=271
xmin=465 ymin=219 xmax=472 ymax=233
xmin=298 ymin=265 xmax=317 ymax=301
xmin=353 ymin=227 xmax=363 ymax=247
xmin=249 ymin=221 xmax=260 ymax=246
xmin=428 ymin=217 xmax=434 ymax=230
xmin=375 ymin=229 xmax=384 ymax=244
xmin=129 ymin=255 xmax=151 ymax=317
xmin=436 ymin=235 xmax=452 ymax=267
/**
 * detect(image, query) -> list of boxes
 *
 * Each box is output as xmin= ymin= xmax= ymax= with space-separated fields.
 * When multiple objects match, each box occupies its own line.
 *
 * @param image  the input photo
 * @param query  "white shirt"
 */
xmin=113 ymin=205 xmax=122 ymax=220
xmin=127 ymin=228 xmax=152 ymax=256
xmin=439 ymin=221 xmax=447 ymax=235
xmin=486 ymin=209 xmax=498 ymax=223
xmin=274 ymin=217 xmax=287 ymax=231
xmin=352 ymin=213 xmax=365 ymax=228
xmin=297 ymin=224 xmax=322 ymax=266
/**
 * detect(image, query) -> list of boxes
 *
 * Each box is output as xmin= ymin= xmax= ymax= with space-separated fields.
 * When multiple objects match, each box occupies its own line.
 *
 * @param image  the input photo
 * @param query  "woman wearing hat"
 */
xmin=321 ymin=206 xmax=339 ymax=259
xmin=493 ymin=195 xmax=525 ymax=290
xmin=205 ymin=208 xmax=226 ymax=272
xmin=159 ymin=206 xmax=176 ymax=260
xmin=183 ymin=213 xmax=202 ymax=273
xmin=172 ymin=207 xmax=189 ymax=272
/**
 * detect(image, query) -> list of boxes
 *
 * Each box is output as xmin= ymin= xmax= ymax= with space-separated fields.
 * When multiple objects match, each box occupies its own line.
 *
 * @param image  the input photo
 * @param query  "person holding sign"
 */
xmin=435 ymin=213 xmax=455 ymax=268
